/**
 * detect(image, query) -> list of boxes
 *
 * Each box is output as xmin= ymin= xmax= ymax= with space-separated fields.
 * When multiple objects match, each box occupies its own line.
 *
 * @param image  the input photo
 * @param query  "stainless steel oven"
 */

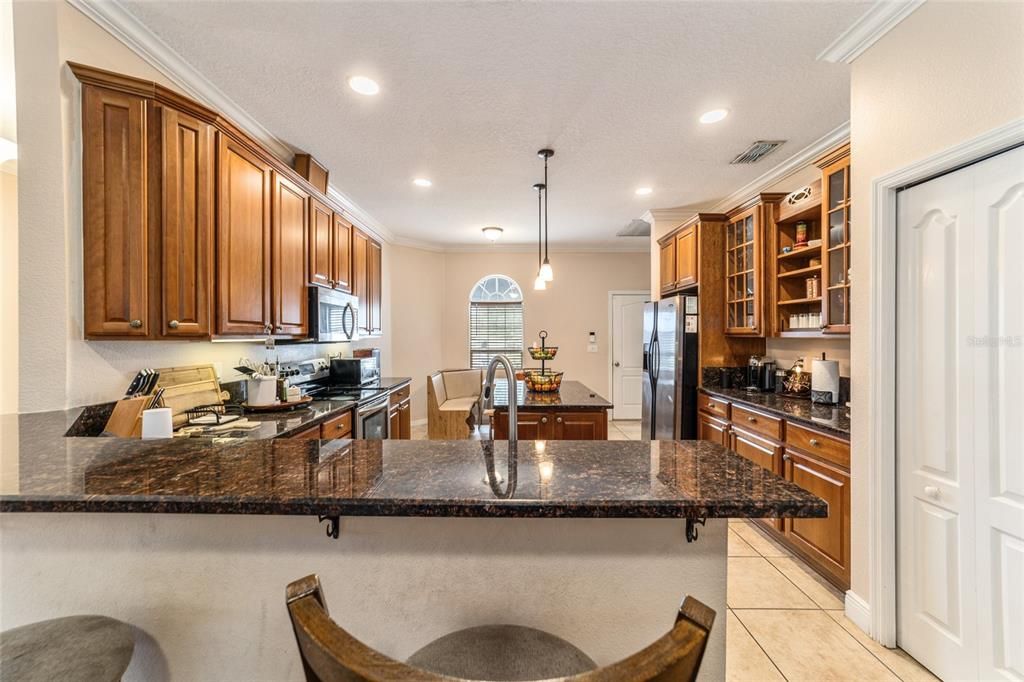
xmin=308 ymin=287 xmax=358 ymax=343
xmin=355 ymin=394 xmax=390 ymax=440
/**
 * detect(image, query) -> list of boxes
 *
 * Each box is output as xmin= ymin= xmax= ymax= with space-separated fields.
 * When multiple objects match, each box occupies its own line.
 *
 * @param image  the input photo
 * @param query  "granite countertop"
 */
xmin=699 ymin=387 xmax=850 ymax=437
xmin=491 ymin=380 xmax=612 ymax=411
xmin=0 ymin=430 xmax=825 ymax=519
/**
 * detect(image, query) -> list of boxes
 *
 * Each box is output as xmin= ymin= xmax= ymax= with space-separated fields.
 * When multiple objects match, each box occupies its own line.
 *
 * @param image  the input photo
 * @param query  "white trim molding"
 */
xmin=818 ymin=0 xmax=925 ymax=64
xmin=866 ymin=118 xmax=1024 ymax=647
xmin=67 ymin=0 xmax=394 ymax=244
xmin=844 ymin=591 xmax=872 ymax=635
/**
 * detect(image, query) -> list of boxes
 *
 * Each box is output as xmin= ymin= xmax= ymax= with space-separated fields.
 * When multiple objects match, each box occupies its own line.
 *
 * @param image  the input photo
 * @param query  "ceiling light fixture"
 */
xmin=635 ymin=187 xmax=653 ymax=196
xmin=537 ymin=149 xmax=554 ymax=282
xmin=347 ymin=75 xmax=380 ymax=96
xmin=481 ymin=226 xmax=503 ymax=242
xmin=699 ymin=108 xmax=729 ymax=124
xmin=412 ymin=178 xmax=432 ymax=187
xmin=533 ymin=182 xmax=547 ymax=291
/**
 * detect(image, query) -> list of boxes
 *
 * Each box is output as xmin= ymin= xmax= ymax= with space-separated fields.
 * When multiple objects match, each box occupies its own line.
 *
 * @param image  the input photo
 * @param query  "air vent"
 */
xmin=616 ymin=219 xmax=651 ymax=237
xmin=730 ymin=140 xmax=786 ymax=165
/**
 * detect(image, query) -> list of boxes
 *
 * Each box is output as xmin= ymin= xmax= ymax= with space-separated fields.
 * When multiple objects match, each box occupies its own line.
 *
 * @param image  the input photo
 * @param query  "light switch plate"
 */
xmin=587 ymin=343 xmax=598 ymax=353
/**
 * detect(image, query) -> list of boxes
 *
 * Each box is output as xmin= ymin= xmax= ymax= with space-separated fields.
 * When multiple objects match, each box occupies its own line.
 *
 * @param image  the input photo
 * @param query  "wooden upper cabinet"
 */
xmin=367 ymin=239 xmax=382 ymax=335
xmin=659 ymin=240 xmax=676 ymax=294
xmin=674 ymin=226 xmax=697 ymax=289
xmin=332 ymin=214 xmax=352 ymax=293
xmin=272 ymin=172 xmax=309 ymax=337
xmin=216 ymin=133 xmax=272 ymax=335
xmin=308 ymin=198 xmax=333 ymax=288
xmin=351 ymin=228 xmax=369 ymax=333
xmin=723 ymin=195 xmax=782 ymax=336
xmin=82 ymin=85 xmax=150 ymax=337
xmin=158 ymin=106 xmax=214 ymax=338
xmin=818 ymin=144 xmax=852 ymax=334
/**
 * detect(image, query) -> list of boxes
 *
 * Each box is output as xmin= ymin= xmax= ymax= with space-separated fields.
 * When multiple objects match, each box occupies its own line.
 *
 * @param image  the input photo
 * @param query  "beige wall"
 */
xmin=0 ymin=171 xmax=16 ymax=414
xmin=12 ymin=1 xmax=392 ymax=411
xmin=848 ymin=0 xmax=1024 ymax=604
xmin=439 ymin=251 xmax=650 ymax=400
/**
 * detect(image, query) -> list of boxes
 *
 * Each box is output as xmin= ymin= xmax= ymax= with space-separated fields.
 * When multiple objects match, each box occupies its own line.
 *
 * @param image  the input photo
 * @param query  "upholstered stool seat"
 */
xmin=407 ymin=624 xmax=597 ymax=680
xmin=0 ymin=615 xmax=134 ymax=682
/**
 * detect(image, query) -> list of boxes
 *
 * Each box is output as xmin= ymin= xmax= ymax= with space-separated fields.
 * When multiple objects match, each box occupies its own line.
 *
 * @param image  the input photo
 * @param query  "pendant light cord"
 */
xmin=543 ymin=155 xmax=549 ymax=261
xmin=537 ymin=185 xmax=543 ymax=269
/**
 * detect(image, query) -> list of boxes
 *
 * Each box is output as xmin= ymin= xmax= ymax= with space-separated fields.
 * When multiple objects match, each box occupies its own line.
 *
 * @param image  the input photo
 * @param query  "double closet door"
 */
xmin=896 ymin=145 xmax=1023 ymax=682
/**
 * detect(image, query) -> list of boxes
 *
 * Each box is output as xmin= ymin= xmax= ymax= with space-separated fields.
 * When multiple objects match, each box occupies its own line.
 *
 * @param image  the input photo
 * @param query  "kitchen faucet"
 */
xmin=481 ymin=355 xmax=517 ymax=444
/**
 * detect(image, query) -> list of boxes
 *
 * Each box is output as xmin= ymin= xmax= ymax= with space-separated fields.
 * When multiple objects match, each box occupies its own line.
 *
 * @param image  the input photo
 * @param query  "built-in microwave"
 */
xmin=308 ymin=286 xmax=358 ymax=343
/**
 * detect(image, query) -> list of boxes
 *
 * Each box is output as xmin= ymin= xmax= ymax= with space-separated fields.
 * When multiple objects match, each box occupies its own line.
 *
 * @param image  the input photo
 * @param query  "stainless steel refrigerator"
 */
xmin=641 ymin=294 xmax=699 ymax=440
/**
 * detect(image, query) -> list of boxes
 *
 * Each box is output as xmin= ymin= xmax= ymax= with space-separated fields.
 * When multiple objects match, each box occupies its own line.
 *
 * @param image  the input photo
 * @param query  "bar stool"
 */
xmin=0 ymin=615 xmax=134 ymax=682
xmin=285 ymin=574 xmax=716 ymax=681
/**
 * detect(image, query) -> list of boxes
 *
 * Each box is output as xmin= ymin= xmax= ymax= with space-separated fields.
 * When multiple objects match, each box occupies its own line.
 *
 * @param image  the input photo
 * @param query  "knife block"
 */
xmin=103 ymin=396 xmax=150 ymax=438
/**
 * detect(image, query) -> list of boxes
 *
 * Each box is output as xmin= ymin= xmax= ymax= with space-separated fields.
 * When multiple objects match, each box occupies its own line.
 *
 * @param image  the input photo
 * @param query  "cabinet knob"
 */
xmin=783 ymin=453 xmax=790 ymax=461
xmin=168 ymin=320 xmax=180 ymax=329
xmin=275 ymin=324 xmax=283 ymax=332
xmin=556 ymin=416 xmax=563 ymax=423
xmin=809 ymin=438 xmax=820 ymax=447
xmin=328 ymin=279 xmax=335 ymax=287
xmin=747 ymin=416 xmax=756 ymax=423
xmin=709 ymin=403 xmax=716 ymax=409
xmin=264 ymin=323 xmax=272 ymax=334
xmin=129 ymin=319 xmax=143 ymax=329
xmin=541 ymin=417 xmax=548 ymax=424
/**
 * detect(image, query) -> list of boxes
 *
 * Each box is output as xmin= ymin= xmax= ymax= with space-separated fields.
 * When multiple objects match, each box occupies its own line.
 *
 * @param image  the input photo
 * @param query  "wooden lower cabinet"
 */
xmin=784 ymin=448 xmax=851 ymax=586
xmin=492 ymin=409 xmax=608 ymax=440
xmin=388 ymin=384 xmax=412 ymax=439
xmin=698 ymin=390 xmax=850 ymax=589
xmin=698 ymin=412 xmax=730 ymax=446
xmin=320 ymin=410 xmax=353 ymax=439
xmin=291 ymin=425 xmax=322 ymax=440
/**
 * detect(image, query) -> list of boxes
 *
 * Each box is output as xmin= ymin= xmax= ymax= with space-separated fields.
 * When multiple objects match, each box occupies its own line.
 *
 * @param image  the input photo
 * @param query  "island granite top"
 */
xmin=0 ymin=416 xmax=825 ymax=518
xmin=491 ymin=380 xmax=612 ymax=411
xmin=700 ymin=387 xmax=850 ymax=437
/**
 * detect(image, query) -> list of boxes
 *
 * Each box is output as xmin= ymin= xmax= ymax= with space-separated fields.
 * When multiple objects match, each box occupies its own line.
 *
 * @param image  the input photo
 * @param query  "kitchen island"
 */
xmin=0 ymin=413 xmax=824 ymax=681
xmin=491 ymin=379 xmax=613 ymax=439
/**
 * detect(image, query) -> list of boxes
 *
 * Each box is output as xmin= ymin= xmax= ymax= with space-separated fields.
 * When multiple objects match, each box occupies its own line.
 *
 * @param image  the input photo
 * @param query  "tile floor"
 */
xmin=410 ymin=419 xmax=937 ymax=681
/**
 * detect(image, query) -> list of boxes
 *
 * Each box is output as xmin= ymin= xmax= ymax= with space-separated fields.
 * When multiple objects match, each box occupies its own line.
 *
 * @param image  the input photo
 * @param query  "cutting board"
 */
xmin=154 ymin=364 xmax=228 ymax=428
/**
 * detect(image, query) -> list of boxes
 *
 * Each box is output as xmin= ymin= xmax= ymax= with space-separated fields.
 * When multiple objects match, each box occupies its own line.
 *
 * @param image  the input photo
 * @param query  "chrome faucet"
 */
xmin=482 ymin=355 xmax=517 ymax=444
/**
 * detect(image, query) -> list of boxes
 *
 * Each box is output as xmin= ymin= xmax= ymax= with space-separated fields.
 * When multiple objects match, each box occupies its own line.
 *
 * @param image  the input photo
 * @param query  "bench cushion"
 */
xmin=443 ymin=370 xmax=482 ymax=400
xmin=0 ymin=615 xmax=134 ymax=682
xmin=439 ymin=397 xmax=478 ymax=412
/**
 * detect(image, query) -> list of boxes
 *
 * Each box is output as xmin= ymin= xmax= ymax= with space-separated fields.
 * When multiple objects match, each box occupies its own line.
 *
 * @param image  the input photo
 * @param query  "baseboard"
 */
xmin=844 ymin=590 xmax=871 ymax=635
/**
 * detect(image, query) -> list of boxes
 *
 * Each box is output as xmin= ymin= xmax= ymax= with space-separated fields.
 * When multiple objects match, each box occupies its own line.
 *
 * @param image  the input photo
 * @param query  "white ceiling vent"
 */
xmin=616 ymin=219 xmax=651 ymax=237
xmin=730 ymin=140 xmax=786 ymax=165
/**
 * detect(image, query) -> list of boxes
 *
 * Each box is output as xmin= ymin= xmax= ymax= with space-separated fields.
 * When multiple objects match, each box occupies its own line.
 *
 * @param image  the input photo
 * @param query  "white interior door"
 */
xmin=611 ymin=294 xmax=647 ymax=420
xmin=897 ymin=145 xmax=1024 ymax=682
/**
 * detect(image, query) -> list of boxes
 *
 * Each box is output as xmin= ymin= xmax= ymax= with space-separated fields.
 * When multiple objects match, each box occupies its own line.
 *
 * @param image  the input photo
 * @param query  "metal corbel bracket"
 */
xmin=685 ymin=517 xmax=707 ymax=543
xmin=318 ymin=515 xmax=340 ymax=539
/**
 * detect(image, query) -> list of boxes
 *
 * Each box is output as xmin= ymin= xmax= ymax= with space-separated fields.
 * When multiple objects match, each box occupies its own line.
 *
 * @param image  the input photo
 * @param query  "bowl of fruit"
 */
xmin=523 ymin=369 xmax=564 ymax=393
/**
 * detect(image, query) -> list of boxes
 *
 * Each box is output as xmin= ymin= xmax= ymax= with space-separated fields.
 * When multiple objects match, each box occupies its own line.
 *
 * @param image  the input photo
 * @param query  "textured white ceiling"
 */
xmin=119 ymin=0 xmax=868 ymax=248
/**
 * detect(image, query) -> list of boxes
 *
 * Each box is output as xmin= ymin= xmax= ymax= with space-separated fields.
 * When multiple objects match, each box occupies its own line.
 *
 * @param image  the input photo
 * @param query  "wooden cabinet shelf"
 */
xmin=777 ymin=265 xmax=822 ymax=279
xmin=777 ymin=296 xmax=822 ymax=306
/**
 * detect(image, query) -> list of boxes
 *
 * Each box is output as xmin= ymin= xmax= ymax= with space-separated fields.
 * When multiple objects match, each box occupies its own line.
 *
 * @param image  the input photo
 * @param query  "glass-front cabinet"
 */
xmin=817 ymin=144 xmax=851 ymax=333
xmin=724 ymin=195 xmax=782 ymax=336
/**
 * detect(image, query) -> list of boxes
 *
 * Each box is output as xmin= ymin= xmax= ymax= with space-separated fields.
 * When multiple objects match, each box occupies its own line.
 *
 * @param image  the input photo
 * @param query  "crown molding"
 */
xmin=67 ymin=0 xmax=394 ymax=244
xmin=709 ymin=120 xmax=850 ymax=213
xmin=818 ymin=0 xmax=925 ymax=64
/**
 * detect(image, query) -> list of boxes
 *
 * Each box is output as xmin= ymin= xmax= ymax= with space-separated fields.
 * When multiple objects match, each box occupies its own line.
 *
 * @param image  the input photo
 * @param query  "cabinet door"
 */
xmin=291 ymin=425 xmax=321 ymax=440
xmin=332 ymin=214 xmax=352 ymax=293
xmin=731 ymin=427 xmax=784 ymax=532
xmin=675 ymin=226 xmax=697 ymax=288
xmin=389 ymin=407 xmax=401 ymax=440
xmin=784 ymin=448 xmax=851 ymax=586
xmin=399 ymin=400 xmax=411 ymax=439
xmin=82 ymin=86 xmax=150 ymax=337
xmin=724 ymin=206 xmax=762 ymax=335
xmin=492 ymin=411 xmax=549 ymax=440
xmin=216 ymin=134 xmax=272 ymax=335
xmin=308 ymin=198 xmax=333 ymax=288
xmin=271 ymin=172 xmax=309 ymax=337
xmin=698 ymin=412 xmax=729 ymax=446
xmin=352 ymin=228 xmax=369 ymax=333
xmin=160 ymin=106 xmax=214 ymax=338
xmin=821 ymin=151 xmax=851 ymax=334
xmin=659 ymin=241 xmax=676 ymax=294
xmin=368 ymin=239 xmax=382 ymax=334
xmin=553 ymin=411 xmax=607 ymax=440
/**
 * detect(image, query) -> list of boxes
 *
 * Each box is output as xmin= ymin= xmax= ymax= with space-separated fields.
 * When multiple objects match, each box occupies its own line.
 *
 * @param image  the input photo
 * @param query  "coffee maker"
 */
xmin=746 ymin=355 xmax=777 ymax=392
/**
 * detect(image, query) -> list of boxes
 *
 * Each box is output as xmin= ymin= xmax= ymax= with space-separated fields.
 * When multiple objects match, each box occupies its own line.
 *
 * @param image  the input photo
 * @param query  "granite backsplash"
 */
xmin=701 ymin=366 xmax=850 ymax=405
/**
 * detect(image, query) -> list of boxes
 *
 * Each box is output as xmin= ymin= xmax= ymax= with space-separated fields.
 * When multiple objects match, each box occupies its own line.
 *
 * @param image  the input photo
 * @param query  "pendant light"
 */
xmin=533 ymin=182 xmax=547 ymax=291
xmin=537 ymin=149 xmax=554 ymax=282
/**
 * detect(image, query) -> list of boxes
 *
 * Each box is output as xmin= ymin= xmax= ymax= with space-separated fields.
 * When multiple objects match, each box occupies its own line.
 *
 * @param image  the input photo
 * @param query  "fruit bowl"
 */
xmin=523 ymin=369 xmax=564 ymax=392
xmin=527 ymin=346 xmax=559 ymax=361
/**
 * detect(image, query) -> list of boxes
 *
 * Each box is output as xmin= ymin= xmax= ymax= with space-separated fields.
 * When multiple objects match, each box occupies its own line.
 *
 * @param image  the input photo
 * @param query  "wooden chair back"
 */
xmin=286 ymin=574 xmax=716 ymax=682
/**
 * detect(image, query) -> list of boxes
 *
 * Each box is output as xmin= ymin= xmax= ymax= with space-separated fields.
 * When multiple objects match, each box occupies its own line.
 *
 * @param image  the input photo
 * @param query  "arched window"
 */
xmin=469 ymin=275 xmax=524 ymax=369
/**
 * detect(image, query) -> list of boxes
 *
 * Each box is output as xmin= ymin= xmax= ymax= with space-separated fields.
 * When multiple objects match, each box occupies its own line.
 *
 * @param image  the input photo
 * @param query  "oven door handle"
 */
xmin=360 ymin=397 xmax=390 ymax=417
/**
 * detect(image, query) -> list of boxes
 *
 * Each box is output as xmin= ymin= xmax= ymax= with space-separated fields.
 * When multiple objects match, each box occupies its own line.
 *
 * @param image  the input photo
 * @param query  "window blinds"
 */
xmin=469 ymin=302 xmax=524 ymax=369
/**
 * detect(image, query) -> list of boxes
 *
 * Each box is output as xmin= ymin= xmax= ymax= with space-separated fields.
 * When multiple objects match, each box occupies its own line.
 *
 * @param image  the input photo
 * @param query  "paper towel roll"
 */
xmin=811 ymin=359 xmax=840 ymax=405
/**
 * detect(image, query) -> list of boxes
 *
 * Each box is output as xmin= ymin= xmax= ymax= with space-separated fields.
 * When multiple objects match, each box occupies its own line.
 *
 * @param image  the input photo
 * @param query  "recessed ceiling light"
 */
xmin=347 ymin=75 xmax=380 ymax=96
xmin=699 ymin=108 xmax=729 ymax=124
xmin=413 ymin=178 xmax=432 ymax=187
xmin=635 ymin=187 xmax=653 ymax=196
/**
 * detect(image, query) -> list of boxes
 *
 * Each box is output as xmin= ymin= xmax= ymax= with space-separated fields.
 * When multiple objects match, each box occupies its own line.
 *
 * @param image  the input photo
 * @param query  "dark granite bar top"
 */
xmin=699 ymin=387 xmax=850 ymax=438
xmin=0 ymin=416 xmax=825 ymax=518
xmin=492 ymin=380 xmax=612 ymax=411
